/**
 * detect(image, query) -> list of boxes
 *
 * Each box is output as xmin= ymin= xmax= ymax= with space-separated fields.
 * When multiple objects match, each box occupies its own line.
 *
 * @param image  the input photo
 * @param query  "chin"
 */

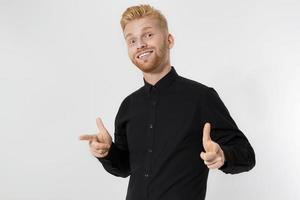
xmin=136 ymin=64 xmax=156 ymax=73
xmin=133 ymin=58 xmax=164 ymax=73
xmin=131 ymin=59 xmax=155 ymax=73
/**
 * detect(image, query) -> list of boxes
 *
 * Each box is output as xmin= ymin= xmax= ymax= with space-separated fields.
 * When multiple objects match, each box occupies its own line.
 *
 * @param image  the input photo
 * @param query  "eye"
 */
xmin=145 ymin=33 xmax=153 ymax=38
xmin=128 ymin=39 xmax=136 ymax=45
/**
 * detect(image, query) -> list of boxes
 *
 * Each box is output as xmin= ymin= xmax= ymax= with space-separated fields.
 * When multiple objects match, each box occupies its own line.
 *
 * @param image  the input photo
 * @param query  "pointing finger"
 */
xmin=79 ymin=134 xmax=97 ymax=141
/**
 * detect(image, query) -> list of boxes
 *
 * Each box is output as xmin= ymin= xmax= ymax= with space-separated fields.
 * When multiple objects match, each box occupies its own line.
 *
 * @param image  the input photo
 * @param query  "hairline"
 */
xmin=123 ymin=17 xmax=168 ymax=39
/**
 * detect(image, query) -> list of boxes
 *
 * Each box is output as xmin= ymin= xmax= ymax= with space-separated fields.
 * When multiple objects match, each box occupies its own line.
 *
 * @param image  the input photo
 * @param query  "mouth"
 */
xmin=136 ymin=50 xmax=154 ymax=60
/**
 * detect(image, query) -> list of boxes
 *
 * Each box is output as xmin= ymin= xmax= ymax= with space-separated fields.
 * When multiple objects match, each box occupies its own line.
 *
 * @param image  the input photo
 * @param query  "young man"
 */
xmin=80 ymin=4 xmax=255 ymax=200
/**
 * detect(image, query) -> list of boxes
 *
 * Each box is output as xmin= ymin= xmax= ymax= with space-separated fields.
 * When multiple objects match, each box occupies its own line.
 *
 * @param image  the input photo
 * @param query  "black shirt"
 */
xmin=97 ymin=66 xmax=255 ymax=200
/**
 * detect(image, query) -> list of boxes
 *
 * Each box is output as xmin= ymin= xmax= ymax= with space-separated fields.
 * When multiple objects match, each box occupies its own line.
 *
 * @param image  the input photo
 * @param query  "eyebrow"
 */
xmin=125 ymin=26 xmax=153 ymax=39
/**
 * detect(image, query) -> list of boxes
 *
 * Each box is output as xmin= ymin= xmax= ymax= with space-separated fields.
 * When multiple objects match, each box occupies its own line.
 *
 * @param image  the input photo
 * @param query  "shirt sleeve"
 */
xmin=201 ymin=87 xmax=256 ymax=174
xmin=96 ymin=96 xmax=131 ymax=178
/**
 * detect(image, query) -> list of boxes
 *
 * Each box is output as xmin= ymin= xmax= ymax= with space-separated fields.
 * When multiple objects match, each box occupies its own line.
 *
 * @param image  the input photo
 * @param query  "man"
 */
xmin=79 ymin=4 xmax=255 ymax=200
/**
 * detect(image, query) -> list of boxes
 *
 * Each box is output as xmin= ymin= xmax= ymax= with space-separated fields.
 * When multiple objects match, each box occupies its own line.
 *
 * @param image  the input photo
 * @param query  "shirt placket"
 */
xmin=145 ymin=86 xmax=158 ymax=199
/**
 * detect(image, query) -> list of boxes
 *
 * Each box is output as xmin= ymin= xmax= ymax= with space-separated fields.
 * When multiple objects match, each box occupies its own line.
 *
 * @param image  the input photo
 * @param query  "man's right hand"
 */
xmin=79 ymin=117 xmax=112 ymax=158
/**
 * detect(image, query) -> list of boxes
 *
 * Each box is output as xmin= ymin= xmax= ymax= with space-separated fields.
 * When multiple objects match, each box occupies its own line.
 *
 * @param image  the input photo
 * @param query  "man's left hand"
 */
xmin=200 ymin=122 xmax=226 ymax=169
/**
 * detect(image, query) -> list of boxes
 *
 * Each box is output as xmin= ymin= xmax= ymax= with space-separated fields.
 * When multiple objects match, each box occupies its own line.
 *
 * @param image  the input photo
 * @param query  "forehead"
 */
xmin=124 ymin=17 xmax=161 ymax=38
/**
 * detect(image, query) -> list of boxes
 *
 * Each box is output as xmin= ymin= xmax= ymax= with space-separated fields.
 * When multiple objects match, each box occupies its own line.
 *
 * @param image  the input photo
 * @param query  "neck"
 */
xmin=143 ymin=63 xmax=172 ymax=86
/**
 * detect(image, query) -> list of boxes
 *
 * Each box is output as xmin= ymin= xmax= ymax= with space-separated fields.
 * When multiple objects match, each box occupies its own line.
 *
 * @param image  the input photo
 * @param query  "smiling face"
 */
xmin=123 ymin=16 xmax=174 ymax=73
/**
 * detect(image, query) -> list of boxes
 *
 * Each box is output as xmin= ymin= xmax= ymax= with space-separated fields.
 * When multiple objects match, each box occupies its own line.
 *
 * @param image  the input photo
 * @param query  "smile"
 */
xmin=137 ymin=50 xmax=154 ymax=59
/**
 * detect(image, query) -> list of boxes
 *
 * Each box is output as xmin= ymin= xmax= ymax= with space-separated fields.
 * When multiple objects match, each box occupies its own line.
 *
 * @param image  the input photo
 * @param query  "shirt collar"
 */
xmin=143 ymin=66 xmax=178 ymax=94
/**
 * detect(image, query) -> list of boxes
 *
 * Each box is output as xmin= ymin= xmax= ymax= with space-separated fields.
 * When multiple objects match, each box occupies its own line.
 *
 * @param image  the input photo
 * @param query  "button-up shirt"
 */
xmin=97 ymin=66 xmax=255 ymax=200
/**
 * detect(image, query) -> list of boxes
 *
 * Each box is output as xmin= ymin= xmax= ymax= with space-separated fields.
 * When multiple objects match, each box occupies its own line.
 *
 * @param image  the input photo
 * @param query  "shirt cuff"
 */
xmin=218 ymin=145 xmax=232 ymax=171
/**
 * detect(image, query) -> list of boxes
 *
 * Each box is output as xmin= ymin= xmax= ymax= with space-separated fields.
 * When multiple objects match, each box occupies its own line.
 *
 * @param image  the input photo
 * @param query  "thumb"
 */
xmin=96 ymin=117 xmax=107 ymax=132
xmin=202 ymin=122 xmax=212 ymax=146
xmin=96 ymin=117 xmax=109 ymax=141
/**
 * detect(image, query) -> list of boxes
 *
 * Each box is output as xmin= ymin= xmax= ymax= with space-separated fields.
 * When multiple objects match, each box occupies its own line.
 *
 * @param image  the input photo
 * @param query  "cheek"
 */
xmin=127 ymin=48 xmax=135 ymax=59
xmin=153 ymin=39 xmax=166 ymax=50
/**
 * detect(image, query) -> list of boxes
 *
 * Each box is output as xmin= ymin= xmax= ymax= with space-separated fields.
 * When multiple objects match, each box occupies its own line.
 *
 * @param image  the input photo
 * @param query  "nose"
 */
xmin=137 ymin=39 xmax=147 ymax=50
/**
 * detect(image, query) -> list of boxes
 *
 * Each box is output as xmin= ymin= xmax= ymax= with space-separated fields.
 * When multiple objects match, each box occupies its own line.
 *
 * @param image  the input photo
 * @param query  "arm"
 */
xmin=202 ymin=87 xmax=256 ymax=174
xmin=97 ymin=97 xmax=131 ymax=178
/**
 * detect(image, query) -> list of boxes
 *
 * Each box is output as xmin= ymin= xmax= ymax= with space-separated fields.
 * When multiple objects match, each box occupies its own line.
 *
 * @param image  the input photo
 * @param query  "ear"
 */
xmin=167 ymin=33 xmax=175 ymax=49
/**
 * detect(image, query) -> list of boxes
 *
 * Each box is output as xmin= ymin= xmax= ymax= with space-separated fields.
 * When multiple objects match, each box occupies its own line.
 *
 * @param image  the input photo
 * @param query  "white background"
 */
xmin=1 ymin=0 xmax=299 ymax=199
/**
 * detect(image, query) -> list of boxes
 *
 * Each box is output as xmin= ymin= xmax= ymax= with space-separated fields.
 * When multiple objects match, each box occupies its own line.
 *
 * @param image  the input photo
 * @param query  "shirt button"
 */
xmin=144 ymin=173 xmax=149 ymax=178
xmin=152 ymin=101 xmax=156 ymax=106
xmin=148 ymin=149 xmax=153 ymax=153
xmin=149 ymin=124 xmax=153 ymax=129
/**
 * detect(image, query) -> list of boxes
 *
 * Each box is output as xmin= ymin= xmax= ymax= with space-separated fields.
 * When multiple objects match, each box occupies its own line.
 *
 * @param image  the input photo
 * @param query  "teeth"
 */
xmin=140 ymin=52 xmax=150 ymax=57
xmin=138 ymin=51 xmax=152 ymax=58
